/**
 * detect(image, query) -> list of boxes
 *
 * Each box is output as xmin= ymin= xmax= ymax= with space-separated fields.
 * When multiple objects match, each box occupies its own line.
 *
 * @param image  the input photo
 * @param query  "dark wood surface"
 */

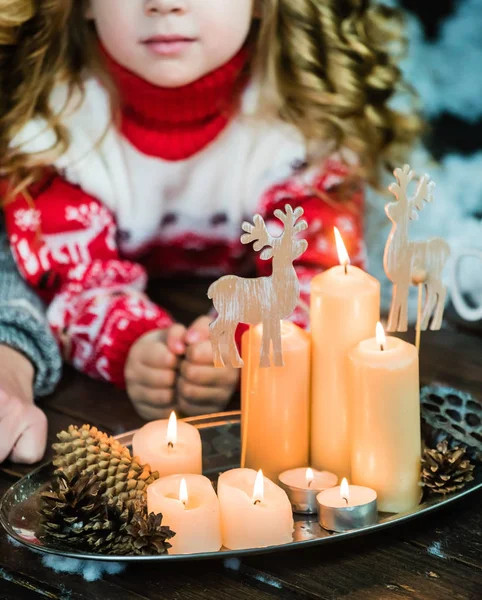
xmin=0 ymin=319 xmax=481 ymax=599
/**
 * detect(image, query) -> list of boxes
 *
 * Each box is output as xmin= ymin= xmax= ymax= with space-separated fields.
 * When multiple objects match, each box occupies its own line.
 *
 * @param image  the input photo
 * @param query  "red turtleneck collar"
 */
xmin=102 ymin=45 xmax=250 ymax=160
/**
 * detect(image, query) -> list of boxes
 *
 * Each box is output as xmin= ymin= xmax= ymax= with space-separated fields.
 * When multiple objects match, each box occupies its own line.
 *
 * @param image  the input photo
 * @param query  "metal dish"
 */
xmin=1 ymin=411 xmax=480 ymax=562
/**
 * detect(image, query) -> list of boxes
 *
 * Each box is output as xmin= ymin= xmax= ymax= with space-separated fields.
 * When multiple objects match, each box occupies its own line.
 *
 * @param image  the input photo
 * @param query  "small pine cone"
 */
xmin=52 ymin=424 xmax=158 ymax=507
xmin=126 ymin=510 xmax=175 ymax=556
xmin=39 ymin=472 xmax=105 ymax=547
xmin=85 ymin=498 xmax=175 ymax=556
xmin=422 ymin=440 xmax=475 ymax=495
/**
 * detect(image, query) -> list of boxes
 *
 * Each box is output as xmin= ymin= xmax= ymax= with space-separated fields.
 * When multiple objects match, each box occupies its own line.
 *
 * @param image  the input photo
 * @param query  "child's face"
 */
xmin=87 ymin=0 xmax=254 ymax=87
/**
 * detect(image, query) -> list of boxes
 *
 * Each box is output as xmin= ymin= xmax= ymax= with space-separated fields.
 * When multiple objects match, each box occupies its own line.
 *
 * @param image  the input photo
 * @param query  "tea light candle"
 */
xmin=348 ymin=323 xmax=422 ymax=513
xmin=147 ymin=474 xmax=222 ymax=554
xmin=217 ymin=469 xmax=293 ymax=549
xmin=132 ymin=412 xmax=202 ymax=477
xmin=317 ymin=478 xmax=378 ymax=532
xmin=278 ymin=467 xmax=338 ymax=514
xmin=310 ymin=228 xmax=380 ymax=480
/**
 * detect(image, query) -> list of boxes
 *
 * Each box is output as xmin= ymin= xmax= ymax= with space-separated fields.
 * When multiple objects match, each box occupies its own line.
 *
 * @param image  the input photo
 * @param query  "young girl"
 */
xmin=1 ymin=0 xmax=420 ymax=422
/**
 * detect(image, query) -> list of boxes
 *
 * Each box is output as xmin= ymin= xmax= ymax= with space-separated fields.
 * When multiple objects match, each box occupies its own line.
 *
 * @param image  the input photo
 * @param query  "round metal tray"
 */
xmin=1 ymin=411 xmax=480 ymax=562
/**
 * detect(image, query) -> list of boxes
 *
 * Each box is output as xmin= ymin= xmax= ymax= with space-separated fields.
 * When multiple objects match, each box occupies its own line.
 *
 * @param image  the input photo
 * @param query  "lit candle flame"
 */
xmin=179 ymin=478 xmax=188 ymax=507
xmin=252 ymin=469 xmax=264 ymax=505
xmin=166 ymin=411 xmax=177 ymax=448
xmin=340 ymin=477 xmax=350 ymax=505
xmin=334 ymin=227 xmax=350 ymax=272
xmin=306 ymin=468 xmax=314 ymax=488
xmin=376 ymin=322 xmax=386 ymax=351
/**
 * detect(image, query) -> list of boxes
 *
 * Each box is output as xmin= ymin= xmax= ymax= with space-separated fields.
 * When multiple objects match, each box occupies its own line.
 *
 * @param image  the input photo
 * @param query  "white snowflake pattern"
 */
xmin=14 ymin=209 xmax=41 ymax=232
xmin=336 ymin=216 xmax=355 ymax=233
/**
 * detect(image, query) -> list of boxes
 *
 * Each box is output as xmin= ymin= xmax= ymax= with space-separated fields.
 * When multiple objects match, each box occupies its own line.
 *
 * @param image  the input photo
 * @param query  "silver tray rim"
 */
xmin=1 ymin=410 xmax=480 ymax=563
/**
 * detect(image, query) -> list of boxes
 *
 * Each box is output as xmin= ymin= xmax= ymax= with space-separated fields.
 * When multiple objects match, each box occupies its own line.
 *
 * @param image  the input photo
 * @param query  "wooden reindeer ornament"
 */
xmin=384 ymin=165 xmax=450 ymax=346
xmin=208 ymin=204 xmax=308 ymax=368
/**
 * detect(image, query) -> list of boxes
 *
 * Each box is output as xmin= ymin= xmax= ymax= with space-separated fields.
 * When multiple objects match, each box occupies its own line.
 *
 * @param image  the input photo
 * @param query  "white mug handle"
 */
xmin=450 ymin=249 xmax=482 ymax=321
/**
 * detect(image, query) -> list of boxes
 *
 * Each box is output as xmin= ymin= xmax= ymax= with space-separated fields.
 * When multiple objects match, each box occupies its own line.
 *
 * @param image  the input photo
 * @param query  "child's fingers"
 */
xmin=126 ymin=364 xmax=176 ymax=390
xmin=9 ymin=406 xmax=48 ymax=464
xmin=140 ymin=340 xmax=178 ymax=369
xmin=185 ymin=339 xmax=213 ymax=365
xmin=166 ymin=324 xmax=187 ymax=355
xmin=185 ymin=315 xmax=212 ymax=345
xmin=177 ymin=377 xmax=230 ymax=406
xmin=180 ymin=360 xmax=239 ymax=387
xmin=129 ymin=386 xmax=175 ymax=410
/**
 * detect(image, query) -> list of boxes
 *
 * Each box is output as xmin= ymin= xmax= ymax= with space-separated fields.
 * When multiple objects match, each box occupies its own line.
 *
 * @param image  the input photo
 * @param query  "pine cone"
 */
xmin=84 ymin=497 xmax=174 ymax=556
xmin=39 ymin=472 xmax=105 ymax=547
xmin=52 ymin=425 xmax=158 ymax=507
xmin=126 ymin=508 xmax=175 ymax=556
xmin=422 ymin=440 xmax=475 ymax=495
xmin=40 ymin=473 xmax=174 ymax=555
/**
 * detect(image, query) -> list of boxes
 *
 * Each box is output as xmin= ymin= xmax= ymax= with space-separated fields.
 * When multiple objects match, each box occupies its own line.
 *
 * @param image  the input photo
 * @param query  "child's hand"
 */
xmin=125 ymin=325 xmax=186 ymax=420
xmin=180 ymin=316 xmax=239 ymax=416
xmin=0 ymin=346 xmax=48 ymax=464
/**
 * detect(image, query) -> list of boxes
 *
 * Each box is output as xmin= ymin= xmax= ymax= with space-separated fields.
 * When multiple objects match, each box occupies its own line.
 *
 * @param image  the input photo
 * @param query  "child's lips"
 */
xmin=142 ymin=35 xmax=196 ymax=56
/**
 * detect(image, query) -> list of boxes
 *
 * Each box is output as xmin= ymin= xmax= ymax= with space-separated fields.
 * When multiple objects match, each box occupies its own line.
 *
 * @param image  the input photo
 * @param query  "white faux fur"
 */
xmin=367 ymin=1 xmax=482 ymax=320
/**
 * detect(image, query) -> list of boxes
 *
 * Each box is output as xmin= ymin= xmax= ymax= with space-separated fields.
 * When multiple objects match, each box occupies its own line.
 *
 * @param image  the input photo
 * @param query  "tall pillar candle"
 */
xmin=348 ymin=324 xmax=421 ymax=513
xmin=241 ymin=321 xmax=310 ymax=481
xmin=310 ymin=229 xmax=380 ymax=479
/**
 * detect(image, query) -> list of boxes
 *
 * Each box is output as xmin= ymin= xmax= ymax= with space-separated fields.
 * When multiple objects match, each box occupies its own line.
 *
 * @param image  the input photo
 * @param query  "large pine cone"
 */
xmin=422 ymin=440 xmax=475 ymax=495
xmin=52 ymin=425 xmax=158 ymax=507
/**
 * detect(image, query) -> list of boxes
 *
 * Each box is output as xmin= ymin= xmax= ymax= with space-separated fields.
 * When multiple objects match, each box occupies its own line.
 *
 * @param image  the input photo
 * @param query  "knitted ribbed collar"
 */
xmin=102 ymin=45 xmax=250 ymax=160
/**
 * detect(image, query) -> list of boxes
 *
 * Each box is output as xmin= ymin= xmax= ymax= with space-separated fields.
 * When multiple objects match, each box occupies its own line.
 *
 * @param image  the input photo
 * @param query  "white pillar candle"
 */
xmin=217 ymin=469 xmax=293 ymax=550
xmin=147 ymin=474 xmax=222 ymax=554
xmin=310 ymin=228 xmax=380 ymax=480
xmin=132 ymin=412 xmax=202 ymax=477
xmin=348 ymin=324 xmax=422 ymax=513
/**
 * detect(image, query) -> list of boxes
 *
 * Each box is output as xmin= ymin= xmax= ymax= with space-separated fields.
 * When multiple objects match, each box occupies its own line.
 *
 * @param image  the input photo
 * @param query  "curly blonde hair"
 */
xmin=0 ymin=0 xmax=421 ymax=200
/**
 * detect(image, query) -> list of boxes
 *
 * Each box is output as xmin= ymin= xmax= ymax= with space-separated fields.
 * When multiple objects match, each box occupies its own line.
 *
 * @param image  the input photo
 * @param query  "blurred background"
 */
xmin=367 ymin=0 xmax=482 ymax=323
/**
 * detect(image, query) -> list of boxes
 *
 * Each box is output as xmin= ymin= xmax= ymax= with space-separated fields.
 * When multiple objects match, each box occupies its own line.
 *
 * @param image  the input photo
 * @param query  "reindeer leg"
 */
xmin=430 ymin=282 xmax=447 ymax=331
xmin=209 ymin=319 xmax=225 ymax=368
xmin=260 ymin=322 xmax=271 ymax=368
xmin=272 ymin=321 xmax=284 ymax=367
xmin=228 ymin=325 xmax=244 ymax=368
xmin=421 ymin=283 xmax=437 ymax=331
xmin=398 ymin=293 xmax=409 ymax=332
xmin=387 ymin=285 xmax=401 ymax=332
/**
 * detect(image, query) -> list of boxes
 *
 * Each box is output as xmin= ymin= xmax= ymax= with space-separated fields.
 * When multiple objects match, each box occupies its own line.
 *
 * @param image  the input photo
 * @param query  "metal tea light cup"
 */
xmin=278 ymin=468 xmax=338 ymax=515
xmin=316 ymin=484 xmax=378 ymax=532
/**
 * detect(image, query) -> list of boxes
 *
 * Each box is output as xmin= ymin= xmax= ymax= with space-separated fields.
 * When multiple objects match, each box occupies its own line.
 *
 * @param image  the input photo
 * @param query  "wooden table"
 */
xmin=1 ymin=321 xmax=481 ymax=599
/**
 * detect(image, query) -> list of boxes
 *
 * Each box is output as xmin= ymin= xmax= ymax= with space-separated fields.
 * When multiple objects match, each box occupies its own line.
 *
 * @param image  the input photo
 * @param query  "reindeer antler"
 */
xmin=241 ymin=214 xmax=273 ymax=251
xmin=388 ymin=165 xmax=435 ymax=221
xmin=388 ymin=164 xmax=414 ymax=204
xmin=274 ymin=204 xmax=308 ymax=235
xmin=411 ymin=174 xmax=435 ymax=212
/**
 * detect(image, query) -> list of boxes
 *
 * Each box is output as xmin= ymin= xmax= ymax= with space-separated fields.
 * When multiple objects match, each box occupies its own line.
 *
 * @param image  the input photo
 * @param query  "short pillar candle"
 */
xmin=132 ymin=412 xmax=202 ymax=477
xmin=217 ymin=469 xmax=294 ymax=550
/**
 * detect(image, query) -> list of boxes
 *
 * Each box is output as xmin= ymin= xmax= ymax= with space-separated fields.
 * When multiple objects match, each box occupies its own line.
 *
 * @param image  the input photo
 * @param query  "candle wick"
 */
xmin=344 ymin=263 xmax=348 ymax=275
xmin=308 ymin=480 xmax=312 ymax=488
xmin=254 ymin=499 xmax=261 ymax=505
xmin=343 ymin=496 xmax=349 ymax=505
xmin=380 ymin=344 xmax=385 ymax=352
xmin=167 ymin=441 xmax=174 ymax=449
